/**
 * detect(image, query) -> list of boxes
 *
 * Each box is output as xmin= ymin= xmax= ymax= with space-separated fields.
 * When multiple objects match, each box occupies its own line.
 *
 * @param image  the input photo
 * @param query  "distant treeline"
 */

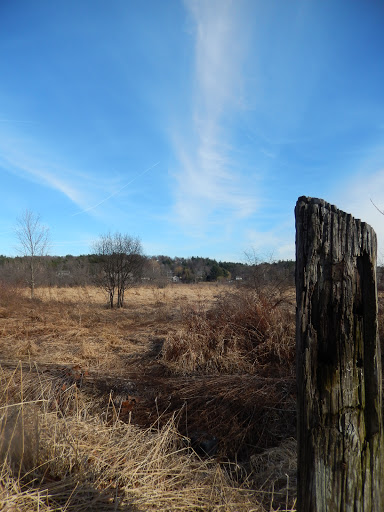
xmin=0 ymin=254 xmax=296 ymax=288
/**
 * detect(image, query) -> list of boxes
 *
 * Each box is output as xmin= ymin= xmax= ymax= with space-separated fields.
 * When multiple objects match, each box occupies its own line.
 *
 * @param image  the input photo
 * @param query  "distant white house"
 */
xmin=57 ymin=270 xmax=71 ymax=278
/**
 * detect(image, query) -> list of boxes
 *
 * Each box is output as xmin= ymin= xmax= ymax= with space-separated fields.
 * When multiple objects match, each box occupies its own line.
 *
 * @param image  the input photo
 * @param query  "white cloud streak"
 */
xmin=172 ymin=0 xmax=256 ymax=230
xmin=0 ymin=148 xmax=84 ymax=207
xmin=0 ymin=131 xmax=129 ymax=216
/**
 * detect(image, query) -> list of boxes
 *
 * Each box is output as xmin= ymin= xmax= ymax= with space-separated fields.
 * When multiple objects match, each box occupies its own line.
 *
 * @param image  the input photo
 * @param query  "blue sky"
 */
xmin=1 ymin=0 xmax=384 ymax=262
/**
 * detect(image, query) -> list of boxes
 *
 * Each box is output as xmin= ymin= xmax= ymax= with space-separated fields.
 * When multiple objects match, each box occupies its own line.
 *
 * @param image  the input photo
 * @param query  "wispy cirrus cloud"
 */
xmin=0 ymin=144 xmax=85 ymax=207
xmin=0 ymin=129 xmax=126 ymax=216
xmin=0 ymin=123 xmax=161 ymax=228
xmin=171 ymin=0 xmax=257 ymax=231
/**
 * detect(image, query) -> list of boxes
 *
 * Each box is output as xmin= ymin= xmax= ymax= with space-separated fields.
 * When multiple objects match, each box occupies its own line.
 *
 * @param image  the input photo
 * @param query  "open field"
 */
xmin=0 ymin=283 xmax=297 ymax=511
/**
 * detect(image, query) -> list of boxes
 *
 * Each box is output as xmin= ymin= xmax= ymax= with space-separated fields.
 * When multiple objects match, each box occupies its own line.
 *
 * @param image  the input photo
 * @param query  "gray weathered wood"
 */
xmin=295 ymin=196 xmax=384 ymax=511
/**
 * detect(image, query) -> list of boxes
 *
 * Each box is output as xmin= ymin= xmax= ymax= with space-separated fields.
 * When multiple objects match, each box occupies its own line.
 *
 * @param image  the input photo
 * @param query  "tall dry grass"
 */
xmin=0 ymin=363 xmax=297 ymax=512
xmin=153 ymin=285 xmax=297 ymax=510
xmin=0 ymin=283 xmax=298 ymax=511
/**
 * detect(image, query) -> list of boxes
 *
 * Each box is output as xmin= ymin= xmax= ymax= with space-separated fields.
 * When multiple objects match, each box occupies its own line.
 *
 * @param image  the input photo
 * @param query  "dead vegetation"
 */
xmin=0 ymin=282 xmax=297 ymax=511
xmin=161 ymin=287 xmax=295 ymax=376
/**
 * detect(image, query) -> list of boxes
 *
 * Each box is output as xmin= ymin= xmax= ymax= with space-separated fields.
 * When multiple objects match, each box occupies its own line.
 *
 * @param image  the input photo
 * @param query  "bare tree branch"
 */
xmin=15 ymin=209 xmax=50 ymax=298
xmin=370 ymin=198 xmax=384 ymax=216
xmin=92 ymin=232 xmax=145 ymax=308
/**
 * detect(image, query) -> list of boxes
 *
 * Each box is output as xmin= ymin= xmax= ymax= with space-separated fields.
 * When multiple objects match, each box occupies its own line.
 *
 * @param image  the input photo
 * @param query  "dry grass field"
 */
xmin=0 ymin=282 xmax=297 ymax=511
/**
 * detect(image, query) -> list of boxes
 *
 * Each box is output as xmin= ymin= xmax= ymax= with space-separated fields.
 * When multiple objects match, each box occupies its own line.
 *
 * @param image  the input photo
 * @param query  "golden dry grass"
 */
xmin=0 ymin=284 xmax=220 ymax=370
xmin=0 ymin=364 xmax=264 ymax=511
xmin=0 ymin=283 xmax=297 ymax=511
xmin=0 ymin=285 xmax=202 ymax=367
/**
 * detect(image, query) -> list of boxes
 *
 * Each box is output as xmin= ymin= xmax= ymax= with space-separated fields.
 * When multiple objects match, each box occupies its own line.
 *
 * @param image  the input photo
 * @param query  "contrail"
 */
xmin=72 ymin=161 xmax=160 ymax=216
xmin=0 ymin=119 xmax=35 ymax=124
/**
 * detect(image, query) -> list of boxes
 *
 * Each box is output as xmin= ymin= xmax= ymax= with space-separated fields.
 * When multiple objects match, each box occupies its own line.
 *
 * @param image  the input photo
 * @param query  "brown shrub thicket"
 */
xmin=161 ymin=287 xmax=295 ymax=376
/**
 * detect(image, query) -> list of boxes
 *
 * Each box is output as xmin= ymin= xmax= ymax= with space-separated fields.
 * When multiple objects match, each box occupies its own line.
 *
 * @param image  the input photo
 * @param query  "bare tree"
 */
xmin=243 ymin=249 xmax=294 ymax=307
xmin=15 ymin=209 xmax=50 ymax=299
xmin=93 ymin=232 xmax=145 ymax=308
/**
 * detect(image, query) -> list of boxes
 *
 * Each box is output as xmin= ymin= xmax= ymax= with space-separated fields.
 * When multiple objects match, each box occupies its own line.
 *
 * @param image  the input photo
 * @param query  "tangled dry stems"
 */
xmin=161 ymin=286 xmax=295 ymax=377
xmin=0 ymin=364 xmax=274 ymax=511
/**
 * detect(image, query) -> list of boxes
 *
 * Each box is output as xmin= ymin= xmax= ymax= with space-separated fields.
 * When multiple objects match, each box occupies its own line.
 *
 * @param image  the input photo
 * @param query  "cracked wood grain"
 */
xmin=295 ymin=197 xmax=384 ymax=511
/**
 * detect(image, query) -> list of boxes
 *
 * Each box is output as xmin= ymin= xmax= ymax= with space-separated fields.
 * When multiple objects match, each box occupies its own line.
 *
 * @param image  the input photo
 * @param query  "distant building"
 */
xmin=57 ymin=270 xmax=71 ymax=278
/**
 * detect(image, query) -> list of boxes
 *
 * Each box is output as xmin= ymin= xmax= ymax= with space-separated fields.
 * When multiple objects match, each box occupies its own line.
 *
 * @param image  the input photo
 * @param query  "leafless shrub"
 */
xmin=161 ymin=287 xmax=295 ymax=376
xmin=92 ymin=232 xmax=145 ymax=308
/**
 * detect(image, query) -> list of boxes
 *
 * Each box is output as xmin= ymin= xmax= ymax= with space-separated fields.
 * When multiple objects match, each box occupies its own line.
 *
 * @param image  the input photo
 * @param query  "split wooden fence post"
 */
xmin=295 ymin=196 xmax=384 ymax=511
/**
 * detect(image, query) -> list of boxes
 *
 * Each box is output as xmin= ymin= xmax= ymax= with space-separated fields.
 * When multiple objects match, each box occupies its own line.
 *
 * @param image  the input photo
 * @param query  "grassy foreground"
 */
xmin=0 ymin=283 xmax=297 ymax=511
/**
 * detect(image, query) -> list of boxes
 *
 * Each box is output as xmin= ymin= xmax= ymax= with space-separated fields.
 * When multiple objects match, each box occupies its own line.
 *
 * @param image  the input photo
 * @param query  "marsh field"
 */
xmin=0 ymin=282 xmax=300 ymax=511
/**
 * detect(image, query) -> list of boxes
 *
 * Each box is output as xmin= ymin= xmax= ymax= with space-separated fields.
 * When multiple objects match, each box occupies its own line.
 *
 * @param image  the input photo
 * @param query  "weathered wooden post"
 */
xmin=295 ymin=197 xmax=384 ymax=511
